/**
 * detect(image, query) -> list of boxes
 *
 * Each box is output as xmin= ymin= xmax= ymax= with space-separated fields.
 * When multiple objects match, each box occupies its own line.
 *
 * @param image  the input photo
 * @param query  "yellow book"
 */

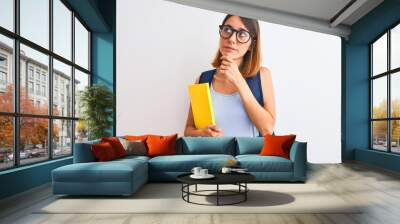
xmin=188 ymin=83 xmax=216 ymax=129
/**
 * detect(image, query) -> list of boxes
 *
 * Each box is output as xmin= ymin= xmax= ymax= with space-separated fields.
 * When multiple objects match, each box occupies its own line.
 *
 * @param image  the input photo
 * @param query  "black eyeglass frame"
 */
xmin=218 ymin=24 xmax=255 ymax=44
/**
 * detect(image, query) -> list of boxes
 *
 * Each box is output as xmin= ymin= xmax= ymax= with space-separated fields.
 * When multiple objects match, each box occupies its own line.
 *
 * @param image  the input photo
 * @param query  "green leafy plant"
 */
xmin=79 ymin=84 xmax=113 ymax=140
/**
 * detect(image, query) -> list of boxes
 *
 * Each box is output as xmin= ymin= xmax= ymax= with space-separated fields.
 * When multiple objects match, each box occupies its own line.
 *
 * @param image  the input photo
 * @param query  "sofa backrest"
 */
xmin=73 ymin=139 xmax=100 ymax=163
xmin=177 ymin=137 xmax=236 ymax=155
xmin=235 ymin=137 xmax=264 ymax=155
xmin=74 ymin=136 xmax=303 ymax=161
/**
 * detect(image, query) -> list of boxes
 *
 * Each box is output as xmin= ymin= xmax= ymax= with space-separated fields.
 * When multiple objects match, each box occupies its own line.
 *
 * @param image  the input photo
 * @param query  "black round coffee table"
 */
xmin=177 ymin=172 xmax=255 ymax=206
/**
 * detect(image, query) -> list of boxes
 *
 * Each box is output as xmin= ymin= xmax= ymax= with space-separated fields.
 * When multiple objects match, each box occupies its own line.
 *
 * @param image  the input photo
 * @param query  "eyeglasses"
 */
xmin=219 ymin=25 xmax=254 ymax=44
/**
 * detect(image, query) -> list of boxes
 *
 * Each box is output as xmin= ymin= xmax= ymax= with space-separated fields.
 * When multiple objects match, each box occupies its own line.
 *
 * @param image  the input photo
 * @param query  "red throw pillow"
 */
xmin=146 ymin=134 xmax=178 ymax=157
xmin=101 ymin=137 xmax=127 ymax=158
xmin=259 ymin=134 xmax=296 ymax=159
xmin=91 ymin=142 xmax=117 ymax=161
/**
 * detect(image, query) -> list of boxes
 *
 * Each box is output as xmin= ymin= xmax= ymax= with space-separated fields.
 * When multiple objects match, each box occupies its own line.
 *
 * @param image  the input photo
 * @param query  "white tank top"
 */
xmin=210 ymin=82 xmax=259 ymax=137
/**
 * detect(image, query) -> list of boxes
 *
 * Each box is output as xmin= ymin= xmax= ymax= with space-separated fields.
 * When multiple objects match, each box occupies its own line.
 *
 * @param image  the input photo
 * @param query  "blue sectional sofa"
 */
xmin=52 ymin=136 xmax=307 ymax=196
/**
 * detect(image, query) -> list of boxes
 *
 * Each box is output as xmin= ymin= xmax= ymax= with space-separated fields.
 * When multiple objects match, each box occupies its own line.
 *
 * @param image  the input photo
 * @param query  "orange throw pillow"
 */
xmin=146 ymin=134 xmax=178 ymax=157
xmin=259 ymin=134 xmax=296 ymax=159
xmin=91 ymin=142 xmax=117 ymax=161
xmin=124 ymin=135 xmax=150 ymax=141
xmin=101 ymin=137 xmax=127 ymax=158
xmin=124 ymin=134 xmax=150 ymax=147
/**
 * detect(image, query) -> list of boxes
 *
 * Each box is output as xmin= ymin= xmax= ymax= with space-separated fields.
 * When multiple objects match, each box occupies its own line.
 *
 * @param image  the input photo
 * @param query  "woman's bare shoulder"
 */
xmin=259 ymin=66 xmax=272 ymax=83
xmin=260 ymin=66 xmax=271 ymax=76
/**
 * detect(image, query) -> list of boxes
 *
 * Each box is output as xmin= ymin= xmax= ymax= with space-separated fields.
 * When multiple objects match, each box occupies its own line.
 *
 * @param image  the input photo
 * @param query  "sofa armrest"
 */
xmin=73 ymin=140 xmax=100 ymax=163
xmin=289 ymin=141 xmax=307 ymax=181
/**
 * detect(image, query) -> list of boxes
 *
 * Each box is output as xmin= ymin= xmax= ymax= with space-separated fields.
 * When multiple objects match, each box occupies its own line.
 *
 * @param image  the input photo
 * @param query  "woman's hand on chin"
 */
xmin=216 ymin=55 xmax=245 ymax=90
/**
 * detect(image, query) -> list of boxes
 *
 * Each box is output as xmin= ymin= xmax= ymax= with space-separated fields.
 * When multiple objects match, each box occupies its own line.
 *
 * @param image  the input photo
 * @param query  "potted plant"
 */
xmin=79 ymin=84 xmax=113 ymax=140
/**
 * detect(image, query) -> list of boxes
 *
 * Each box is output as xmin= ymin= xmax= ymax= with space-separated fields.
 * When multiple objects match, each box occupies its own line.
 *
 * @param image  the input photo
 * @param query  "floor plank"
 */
xmin=1 ymin=162 xmax=400 ymax=224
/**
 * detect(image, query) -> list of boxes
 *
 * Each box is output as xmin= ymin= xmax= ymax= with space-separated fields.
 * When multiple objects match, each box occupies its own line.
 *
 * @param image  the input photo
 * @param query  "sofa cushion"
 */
xmin=115 ymin=155 xmax=150 ymax=163
xmin=119 ymin=138 xmax=148 ymax=156
xmin=148 ymin=154 xmax=235 ymax=172
xmin=235 ymin=137 xmax=264 ymax=155
xmin=101 ymin=137 xmax=127 ymax=158
xmin=124 ymin=134 xmax=150 ymax=141
xmin=124 ymin=134 xmax=152 ymax=150
xmin=146 ymin=134 xmax=178 ymax=157
xmin=236 ymin=155 xmax=293 ymax=172
xmin=52 ymin=158 xmax=148 ymax=183
xmin=179 ymin=137 xmax=236 ymax=155
xmin=259 ymin=134 xmax=296 ymax=159
xmin=91 ymin=142 xmax=118 ymax=161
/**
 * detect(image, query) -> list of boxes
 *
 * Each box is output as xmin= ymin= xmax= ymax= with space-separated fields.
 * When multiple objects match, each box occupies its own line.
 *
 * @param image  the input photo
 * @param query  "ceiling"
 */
xmin=165 ymin=0 xmax=384 ymax=39
xmin=65 ymin=0 xmax=114 ymax=32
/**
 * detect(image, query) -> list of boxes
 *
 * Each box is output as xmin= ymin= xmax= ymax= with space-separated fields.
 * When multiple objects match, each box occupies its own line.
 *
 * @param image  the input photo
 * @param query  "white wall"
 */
xmin=116 ymin=0 xmax=341 ymax=163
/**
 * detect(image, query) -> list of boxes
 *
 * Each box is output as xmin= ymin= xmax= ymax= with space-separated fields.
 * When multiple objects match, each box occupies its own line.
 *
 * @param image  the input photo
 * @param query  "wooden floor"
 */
xmin=1 ymin=162 xmax=400 ymax=224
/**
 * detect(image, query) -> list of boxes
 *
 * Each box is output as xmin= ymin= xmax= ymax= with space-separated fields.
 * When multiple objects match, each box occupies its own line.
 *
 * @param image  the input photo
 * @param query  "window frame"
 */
xmin=0 ymin=0 xmax=92 ymax=171
xmin=369 ymin=20 xmax=400 ymax=154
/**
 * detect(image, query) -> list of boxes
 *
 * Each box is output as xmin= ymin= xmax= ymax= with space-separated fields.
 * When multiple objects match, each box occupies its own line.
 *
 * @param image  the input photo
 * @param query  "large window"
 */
xmin=370 ymin=22 xmax=400 ymax=153
xmin=0 ymin=0 xmax=14 ymax=32
xmin=0 ymin=0 xmax=91 ymax=171
xmin=20 ymin=0 xmax=49 ymax=49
